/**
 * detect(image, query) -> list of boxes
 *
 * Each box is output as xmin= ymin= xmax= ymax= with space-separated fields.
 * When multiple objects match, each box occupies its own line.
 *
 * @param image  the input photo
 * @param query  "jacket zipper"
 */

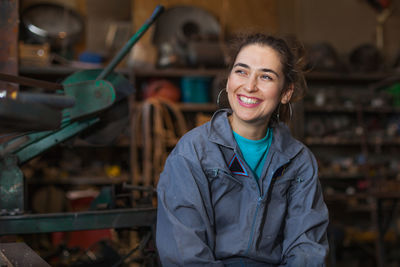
xmin=244 ymin=196 xmax=262 ymax=257
xmin=243 ymin=160 xmax=290 ymax=258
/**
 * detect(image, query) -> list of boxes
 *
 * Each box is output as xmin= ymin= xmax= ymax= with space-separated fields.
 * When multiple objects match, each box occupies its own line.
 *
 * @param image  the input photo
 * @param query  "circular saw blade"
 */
xmin=153 ymin=5 xmax=221 ymax=45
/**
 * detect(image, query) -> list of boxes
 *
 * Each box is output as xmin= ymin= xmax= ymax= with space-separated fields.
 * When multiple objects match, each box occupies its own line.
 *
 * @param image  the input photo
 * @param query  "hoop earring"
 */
xmin=288 ymin=102 xmax=293 ymax=121
xmin=217 ymin=88 xmax=226 ymax=107
xmin=276 ymin=103 xmax=281 ymax=122
xmin=276 ymin=103 xmax=293 ymax=123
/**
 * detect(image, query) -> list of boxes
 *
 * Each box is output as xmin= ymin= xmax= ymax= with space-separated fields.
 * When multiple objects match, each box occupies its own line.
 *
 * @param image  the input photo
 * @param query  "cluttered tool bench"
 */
xmin=0 ymin=5 xmax=164 ymax=266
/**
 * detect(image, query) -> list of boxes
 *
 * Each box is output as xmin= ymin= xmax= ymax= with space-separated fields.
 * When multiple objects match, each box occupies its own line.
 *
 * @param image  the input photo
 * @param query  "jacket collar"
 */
xmin=208 ymin=109 xmax=236 ymax=149
xmin=208 ymin=109 xmax=303 ymax=160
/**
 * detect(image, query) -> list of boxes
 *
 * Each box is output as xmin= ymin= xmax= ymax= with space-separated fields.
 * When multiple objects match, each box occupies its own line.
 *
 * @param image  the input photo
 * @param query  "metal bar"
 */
xmin=0 ymin=208 xmax=156 ymax=235
xmin=16 ymin=118 xmax=98 ymax=164
xmin=16 ymin=92 xmax=75 ymax=109
xmin=96 ymin=5 xmax=164 ymax=80
xmin=0 ymin=72 xmax=64 ymax=91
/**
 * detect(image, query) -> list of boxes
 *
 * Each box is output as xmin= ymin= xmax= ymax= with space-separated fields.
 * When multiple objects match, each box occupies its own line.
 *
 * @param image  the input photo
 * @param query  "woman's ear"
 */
xmin=281 ymin=84 xmax=294 ymax=104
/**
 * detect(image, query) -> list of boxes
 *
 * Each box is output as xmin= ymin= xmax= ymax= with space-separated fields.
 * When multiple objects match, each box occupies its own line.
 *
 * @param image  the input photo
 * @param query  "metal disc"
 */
xmin=153 ymin=6 xmax=221 ymax=45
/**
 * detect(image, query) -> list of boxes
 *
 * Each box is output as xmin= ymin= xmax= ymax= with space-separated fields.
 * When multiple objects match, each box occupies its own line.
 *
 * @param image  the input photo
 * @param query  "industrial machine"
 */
xmin=0 ymin=5 xmax=164 ymax=266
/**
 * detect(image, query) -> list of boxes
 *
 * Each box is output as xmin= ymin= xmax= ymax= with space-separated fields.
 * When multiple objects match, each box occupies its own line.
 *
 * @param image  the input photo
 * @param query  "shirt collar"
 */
xmin=208 ymin=109 xmax=303 ymax=160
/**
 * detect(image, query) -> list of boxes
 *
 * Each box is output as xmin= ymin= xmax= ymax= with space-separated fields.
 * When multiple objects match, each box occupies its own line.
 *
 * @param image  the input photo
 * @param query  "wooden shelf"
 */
xmin=304 ymin=104 xmax=358 ymax=113
xmin=19 ymin=65 xmax=131 ymax=77
xmin=324 ymin=192 xmax=371 ymax=201
xmin=132 ymin=67 xmax=226 ymax=77
xmin=305 ymin=137 xmax=400 ymax=146
xmin=305 ymin=71 xmax=393 ymax=82
xmin=305 ymin=137 xmax=363 ymax=146
xmin=320 ymin=172 xmax=365 ymax=179
xmin=304 ymin=104 xmax=400 ymax=113
xmin=27 ymin=176 xmax=129 ymax=185
xmin=177 ymin=103 xmax=217 ymax=112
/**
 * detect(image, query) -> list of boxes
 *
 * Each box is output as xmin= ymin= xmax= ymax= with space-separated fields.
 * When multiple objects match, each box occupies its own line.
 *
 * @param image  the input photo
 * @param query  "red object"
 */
xmin=379 ymin=0 xmax=391 ymax=8
xmin=52 ymin=229 xmax=112 ymax=250
xmin=144 ymin=79 xmax=181 ymax=102
xmin=52 ymin=195 xmax=112 ymax=250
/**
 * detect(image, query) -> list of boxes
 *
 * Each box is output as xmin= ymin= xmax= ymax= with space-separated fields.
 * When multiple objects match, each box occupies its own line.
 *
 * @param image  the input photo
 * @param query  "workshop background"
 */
xmin=1 ymin=0 xmax=400 ymax=266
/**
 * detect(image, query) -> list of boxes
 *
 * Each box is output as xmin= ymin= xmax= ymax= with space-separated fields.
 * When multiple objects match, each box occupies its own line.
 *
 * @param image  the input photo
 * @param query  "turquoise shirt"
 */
xmin=233 ymin=128 xmax=273 ymax=180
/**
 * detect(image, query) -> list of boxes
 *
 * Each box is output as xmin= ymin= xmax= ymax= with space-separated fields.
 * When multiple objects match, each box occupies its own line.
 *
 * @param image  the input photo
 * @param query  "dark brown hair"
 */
xmin=226 ymin=33 xmax=308 ymax=124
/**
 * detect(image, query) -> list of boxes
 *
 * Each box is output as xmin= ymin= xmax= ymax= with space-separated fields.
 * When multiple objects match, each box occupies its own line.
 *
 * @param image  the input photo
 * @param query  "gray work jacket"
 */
xmin=156 ymin=109 xmax=329 ymax=267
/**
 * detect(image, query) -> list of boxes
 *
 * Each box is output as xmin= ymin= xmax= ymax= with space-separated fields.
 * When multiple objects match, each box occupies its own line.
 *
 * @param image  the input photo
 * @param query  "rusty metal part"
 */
xmin=0 ymin=72 xmax=64 ymax=91
xmin=0 ymin=0 xmax=19 ymax=94
xmin=0 ymin=243 xmax=50 ymax=266
xmin=0 ymin=98 xmax=62 ymax=133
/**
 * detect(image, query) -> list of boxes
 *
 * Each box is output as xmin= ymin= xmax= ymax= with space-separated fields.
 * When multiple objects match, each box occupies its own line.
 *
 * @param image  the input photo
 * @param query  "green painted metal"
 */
xmin=97 ymin=5 xmax=164 ymax=80
xmin=63 ymin=69 xmax=125 ymax=85
xmin=0 ymin=208 xmax=156 ymax=235
xmin=0 ymin=118 xmax=99 ymax=214
xmin=62 ymin=69 xmax=132 ymax=102
xmin=63 ymin=79 xmax=116 ymax=120
xmin=1 ymin=130 xmax=52 ymax=157
xmin=0 ymin=155 xmax=24 ymax=213
xmin=16 ymin=118 xmax=99 ymax=165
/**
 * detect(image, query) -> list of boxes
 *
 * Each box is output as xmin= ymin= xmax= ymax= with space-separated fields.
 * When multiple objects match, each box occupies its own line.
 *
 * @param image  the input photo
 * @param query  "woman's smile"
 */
xmin=237 ymin=94 xmax=262 ymax=106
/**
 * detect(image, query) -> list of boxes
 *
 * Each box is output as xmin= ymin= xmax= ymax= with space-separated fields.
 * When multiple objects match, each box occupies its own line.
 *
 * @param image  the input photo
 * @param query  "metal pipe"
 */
xmin=97 ymin=5 xmax=164 ymax=80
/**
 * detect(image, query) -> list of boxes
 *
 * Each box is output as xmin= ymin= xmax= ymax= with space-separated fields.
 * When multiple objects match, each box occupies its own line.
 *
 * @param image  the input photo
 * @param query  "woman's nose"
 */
xmin=244 ymin=76 xmax=257 ymax=92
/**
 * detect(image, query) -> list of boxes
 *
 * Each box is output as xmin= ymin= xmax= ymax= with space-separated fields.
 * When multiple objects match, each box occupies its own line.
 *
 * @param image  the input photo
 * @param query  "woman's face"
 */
xmin=226 ymin=44 xmax=292 ymax=129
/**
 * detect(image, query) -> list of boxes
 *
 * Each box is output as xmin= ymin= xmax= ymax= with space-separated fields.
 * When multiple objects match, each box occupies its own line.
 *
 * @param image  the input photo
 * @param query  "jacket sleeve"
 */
xmin=279 ymin=149 xmax=329 ymax=267
xmin=156 ymin=152 xmax=224 ymax=267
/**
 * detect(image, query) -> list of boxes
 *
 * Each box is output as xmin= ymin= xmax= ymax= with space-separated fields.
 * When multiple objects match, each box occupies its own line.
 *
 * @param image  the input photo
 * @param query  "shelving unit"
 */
xmin=304 ymin=71 xmax=400 ymax=267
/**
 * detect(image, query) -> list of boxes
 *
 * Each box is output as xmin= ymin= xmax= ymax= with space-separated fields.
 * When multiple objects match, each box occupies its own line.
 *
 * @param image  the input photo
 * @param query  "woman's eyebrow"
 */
xmin=234 ymin=62 xmax=280 ymax=78
xmin=260 ymin=68 xmax=280 ymax=78
xmin=233 ymin=63 xmax=250 ymax=69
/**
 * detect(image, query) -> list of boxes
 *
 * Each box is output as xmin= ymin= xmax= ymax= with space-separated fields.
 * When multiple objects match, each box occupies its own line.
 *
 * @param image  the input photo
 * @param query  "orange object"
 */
xmin=144 ymin=79 xmax=181 ymax=102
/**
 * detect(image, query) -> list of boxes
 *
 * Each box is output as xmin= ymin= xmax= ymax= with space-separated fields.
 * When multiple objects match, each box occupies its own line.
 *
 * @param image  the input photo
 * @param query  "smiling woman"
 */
xmin=156 ymin=33 xmax=329 ymax=267
xmin=227 ymin=44 xmax=289 ymax=140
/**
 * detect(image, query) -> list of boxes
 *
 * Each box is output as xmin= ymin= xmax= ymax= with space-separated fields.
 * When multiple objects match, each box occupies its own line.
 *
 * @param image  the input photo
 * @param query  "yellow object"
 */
xmin=105 ymin=165 xmax=121 ymax=178
xmin=19 ymin=42 xmax=50 ymax=67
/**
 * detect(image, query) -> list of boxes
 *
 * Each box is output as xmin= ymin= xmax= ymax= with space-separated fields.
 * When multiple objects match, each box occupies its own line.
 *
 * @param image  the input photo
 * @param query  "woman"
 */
xmin=156 ymin=33 xmax=329 ymax=266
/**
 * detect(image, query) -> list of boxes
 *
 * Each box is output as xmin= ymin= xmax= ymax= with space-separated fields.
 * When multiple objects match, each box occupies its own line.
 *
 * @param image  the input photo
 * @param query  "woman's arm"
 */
xmin=280 ymin=149 xmax=329 ymax=267
xmin=156 ymin=152 xmax=224 ymax=267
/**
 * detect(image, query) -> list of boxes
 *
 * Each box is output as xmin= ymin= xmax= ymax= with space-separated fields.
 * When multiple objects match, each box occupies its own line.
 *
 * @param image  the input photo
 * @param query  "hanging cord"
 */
xmin=111 ymin=231 xmax=152 ymax=267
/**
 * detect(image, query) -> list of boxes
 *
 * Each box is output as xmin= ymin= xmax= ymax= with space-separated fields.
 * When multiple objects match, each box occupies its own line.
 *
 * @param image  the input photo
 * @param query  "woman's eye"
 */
xmin=260 ymin=74 xmax=273 ymax=81
xmin=234 ymin=69 xmax=246 ymax=75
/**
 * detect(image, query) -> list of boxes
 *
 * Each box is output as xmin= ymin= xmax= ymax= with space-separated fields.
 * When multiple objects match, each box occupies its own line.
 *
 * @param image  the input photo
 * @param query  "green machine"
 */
xmin=0 ymin=5 xmax=164 ymax=235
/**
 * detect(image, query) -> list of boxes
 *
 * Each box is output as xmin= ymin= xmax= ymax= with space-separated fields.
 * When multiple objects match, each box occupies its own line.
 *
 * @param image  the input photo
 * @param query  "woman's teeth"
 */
xmin=240 ymin=96 xmax=258 ymax=104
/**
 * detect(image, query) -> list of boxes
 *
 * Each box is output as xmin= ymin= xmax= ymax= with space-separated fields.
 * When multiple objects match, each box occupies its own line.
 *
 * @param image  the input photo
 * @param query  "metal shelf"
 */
xmin=305 ymin=137 xmax=400 ymax=146
xmin=132 ymin=67 xmax=226 ymax=77
xmin=304 ymin=104 xmax=400 ymax=113
xmin=26 ymin=176 xmax=129 ymax=185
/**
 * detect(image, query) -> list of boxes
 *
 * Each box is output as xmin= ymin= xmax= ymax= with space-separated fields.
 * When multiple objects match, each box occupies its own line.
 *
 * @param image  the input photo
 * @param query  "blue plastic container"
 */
xmin=180 ymin=77 xmax=212 ymax=103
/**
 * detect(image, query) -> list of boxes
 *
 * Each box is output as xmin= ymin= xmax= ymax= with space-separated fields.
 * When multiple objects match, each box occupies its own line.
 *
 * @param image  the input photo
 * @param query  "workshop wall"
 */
xmin=129 ymin=0 xmax=279 ymax=67
xmin=282 ymin=0 xmax=400 ymax=66
xmin=132 ymin=0 xmax=400 ymax=68
xmin=132 ymin=0 xmax=279 ymax=38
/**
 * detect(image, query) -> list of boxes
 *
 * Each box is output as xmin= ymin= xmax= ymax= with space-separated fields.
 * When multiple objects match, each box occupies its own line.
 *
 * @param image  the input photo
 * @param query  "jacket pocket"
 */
xmin=206 ymin=168 xmax=243 ymax=187
xmin=206 ymin=168 xmax=243 ymax=208
xmin=269 ymin=174 xmax=292 ymax=200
